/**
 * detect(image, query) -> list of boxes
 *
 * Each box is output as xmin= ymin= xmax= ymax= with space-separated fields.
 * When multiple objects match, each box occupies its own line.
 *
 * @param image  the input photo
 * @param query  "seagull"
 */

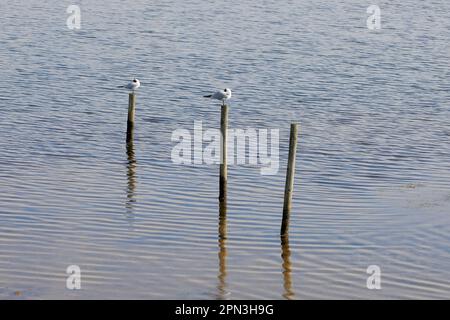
xmin=203 ymin=88 xmax=232 ymax=105
xmin=119 ymin=78 xmax=141 ymax=92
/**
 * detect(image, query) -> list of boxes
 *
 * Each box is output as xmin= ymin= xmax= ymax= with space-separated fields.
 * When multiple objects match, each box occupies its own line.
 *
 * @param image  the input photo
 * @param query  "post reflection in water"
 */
xmin=217 ymin=199 xmax=228 ymax=299
xmin=281 ymin=235 xmax=294 ymax=299
xmin=126 ymin=139 xmax=137 ymax=221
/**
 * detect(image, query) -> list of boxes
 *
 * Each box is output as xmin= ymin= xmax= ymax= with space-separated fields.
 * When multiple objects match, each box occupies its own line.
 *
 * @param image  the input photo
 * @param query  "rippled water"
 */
xmin=1 ymin=0 xmax=450 ymax=299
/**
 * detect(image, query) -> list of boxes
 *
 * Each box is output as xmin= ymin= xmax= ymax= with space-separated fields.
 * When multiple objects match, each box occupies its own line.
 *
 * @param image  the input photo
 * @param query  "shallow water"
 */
xmin=0 ymin=0 xmax=450 ymax=299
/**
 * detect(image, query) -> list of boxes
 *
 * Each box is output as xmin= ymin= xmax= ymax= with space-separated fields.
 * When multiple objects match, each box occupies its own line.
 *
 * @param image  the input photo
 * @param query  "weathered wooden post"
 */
xmin=126 ymin=92 xmax=136 ymax=142
xmin=281 ymin=123 xmax=299 ymax=236
xmin=218 ymin=103 xmax=228 ymax=295
xmin=219 ymin=104 xmax=228 ymax=201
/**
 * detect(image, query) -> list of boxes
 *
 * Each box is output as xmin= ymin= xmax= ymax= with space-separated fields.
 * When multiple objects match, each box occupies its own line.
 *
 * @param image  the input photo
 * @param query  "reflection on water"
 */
xmin=126 ymin=139 xmax=137 ymax=221
xmin=281 ymin=235 xmax=294 ymax=300
xmin=217 ymin=199 xmax=228 ymax=299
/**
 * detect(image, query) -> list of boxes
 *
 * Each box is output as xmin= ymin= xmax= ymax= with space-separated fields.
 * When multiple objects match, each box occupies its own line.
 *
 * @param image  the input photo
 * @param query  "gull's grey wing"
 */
xmin=212 ymin=91 xmax=225 ymax=100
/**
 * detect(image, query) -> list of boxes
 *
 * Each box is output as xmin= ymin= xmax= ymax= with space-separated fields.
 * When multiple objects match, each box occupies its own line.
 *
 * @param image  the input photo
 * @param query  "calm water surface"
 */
xmin=0 ymin=0 xmax=450 ymax=299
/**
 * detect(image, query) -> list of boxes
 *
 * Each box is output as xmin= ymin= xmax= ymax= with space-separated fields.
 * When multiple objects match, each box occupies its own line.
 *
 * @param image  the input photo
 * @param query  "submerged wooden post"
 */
xmin=219 ymin=104 xmax=228 ymax=201
xmin=126 ymin=93 xmax=136 ymax=142
xmin=281 ymin=235 xmax=294 ymax=299
xmin=281 ymin=123 xmax=299 ymax=236
xmin=218 ymin=199 xmax=227 ymax=298
xmin=126 ymin=138 xmax=137 ymax=215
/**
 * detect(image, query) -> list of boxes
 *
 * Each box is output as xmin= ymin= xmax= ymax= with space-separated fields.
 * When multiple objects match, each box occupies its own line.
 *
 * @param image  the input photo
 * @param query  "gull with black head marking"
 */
xmin=119 ymin=78 xmax=141 ymax=92
xmin=204 ymin=88 xmax=232 ymax=106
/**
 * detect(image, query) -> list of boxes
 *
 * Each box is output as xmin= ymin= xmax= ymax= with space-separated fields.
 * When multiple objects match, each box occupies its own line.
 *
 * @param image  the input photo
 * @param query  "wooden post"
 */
xmin=126 ymin=92 xmax=136 ymax=142
xmin=219 ymin=104 xmax=228 ymax=201
xmin=281 ymin=123 xmax=299 ymax=236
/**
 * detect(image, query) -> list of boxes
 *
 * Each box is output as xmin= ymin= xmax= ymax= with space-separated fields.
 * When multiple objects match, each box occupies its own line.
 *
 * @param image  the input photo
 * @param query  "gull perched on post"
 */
xmin=119 ymin=78 xmax=141 ymax=92
xmin=204 ymin=88 xmax=232 ymax=105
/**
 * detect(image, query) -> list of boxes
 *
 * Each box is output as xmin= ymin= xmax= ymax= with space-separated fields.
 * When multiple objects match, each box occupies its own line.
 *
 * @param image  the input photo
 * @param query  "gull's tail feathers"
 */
xmin=203 ymin=95 xmax=212 ymax=98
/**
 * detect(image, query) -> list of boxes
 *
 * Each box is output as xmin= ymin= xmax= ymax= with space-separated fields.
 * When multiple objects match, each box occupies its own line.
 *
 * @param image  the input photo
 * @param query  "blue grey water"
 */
xmin=0 ymin=0 xmax=449 ymax=299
